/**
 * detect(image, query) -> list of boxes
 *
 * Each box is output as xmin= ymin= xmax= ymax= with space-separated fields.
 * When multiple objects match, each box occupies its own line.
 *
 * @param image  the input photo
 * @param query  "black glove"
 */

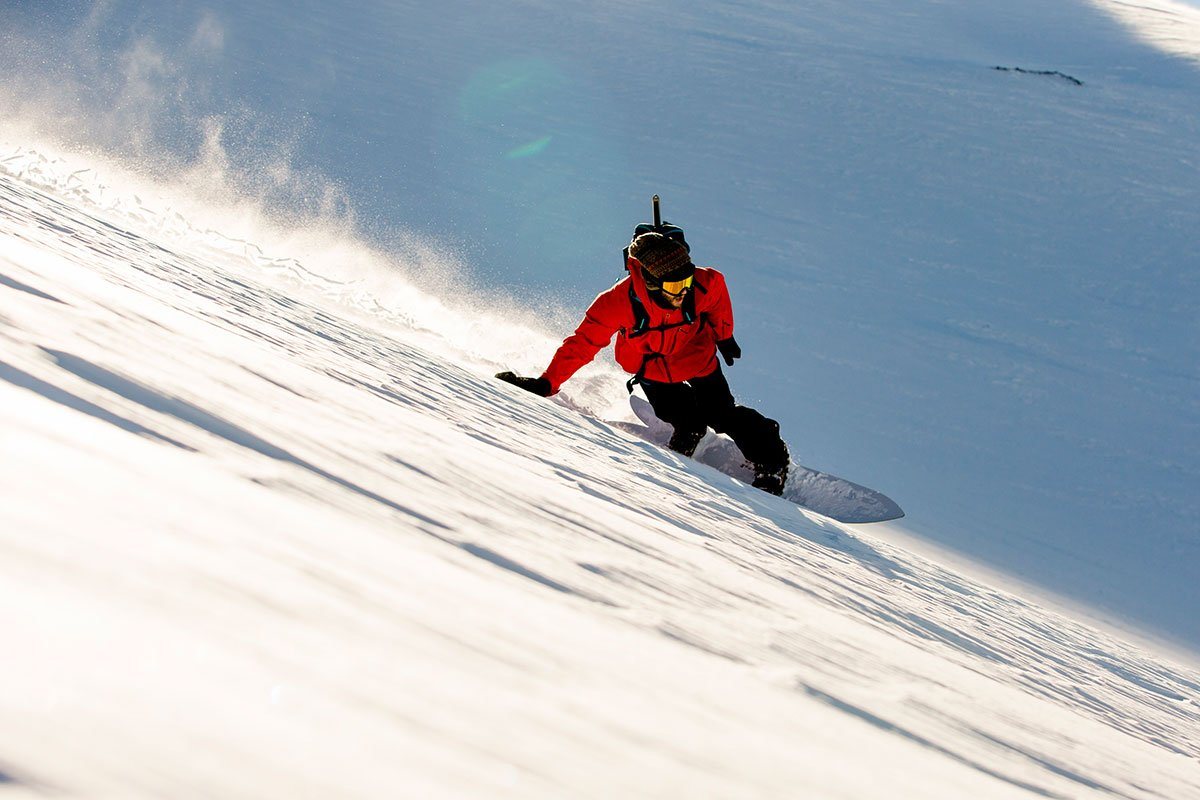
xmin=495 ymin=371 xmax=552 ymax=397
xmin=717 ymin=337 xmax=741 ymax=367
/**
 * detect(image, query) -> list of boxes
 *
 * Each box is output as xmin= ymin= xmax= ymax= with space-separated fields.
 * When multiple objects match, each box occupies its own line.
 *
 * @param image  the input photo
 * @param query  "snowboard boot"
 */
xmin=668 ymin=427 xmax=706 ymax=458
xmin=751 ymin=461 xmax=788 ymax=496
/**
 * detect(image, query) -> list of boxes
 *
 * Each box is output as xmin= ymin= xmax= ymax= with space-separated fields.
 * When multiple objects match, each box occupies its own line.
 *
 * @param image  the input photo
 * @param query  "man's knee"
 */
xmin=713 ymin=404 xmax=768 ymax=435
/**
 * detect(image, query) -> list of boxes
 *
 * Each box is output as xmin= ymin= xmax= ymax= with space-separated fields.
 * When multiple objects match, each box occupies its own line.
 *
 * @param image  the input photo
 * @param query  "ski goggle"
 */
xmin=658 ymin=275 xmax=694 ymax=296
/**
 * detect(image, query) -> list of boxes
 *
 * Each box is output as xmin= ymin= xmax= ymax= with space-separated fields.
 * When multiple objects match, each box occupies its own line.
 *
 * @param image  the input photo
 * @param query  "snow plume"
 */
xmin=0 ymin=4 xmax=344 ymax=223
xmin=0 ymin=141 xmax=626 ymax=417
xmin=0 ymin=4 xmax=629 ymax=417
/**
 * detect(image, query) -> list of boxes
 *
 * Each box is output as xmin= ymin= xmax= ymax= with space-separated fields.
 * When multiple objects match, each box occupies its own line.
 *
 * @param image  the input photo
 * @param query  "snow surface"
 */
xmin=1 ymin=142 xmax=1199 ymax=799
xmin=1 ymin=0 xmax=1200 ymax=795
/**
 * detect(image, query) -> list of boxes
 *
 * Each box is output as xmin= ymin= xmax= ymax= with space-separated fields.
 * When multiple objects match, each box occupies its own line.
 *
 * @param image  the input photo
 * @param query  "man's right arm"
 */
xmin=540 ymin=288 xmax=625 ymax=395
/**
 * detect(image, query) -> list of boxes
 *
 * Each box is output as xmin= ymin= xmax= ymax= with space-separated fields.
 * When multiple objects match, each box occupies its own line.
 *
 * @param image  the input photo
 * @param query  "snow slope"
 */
xmin=2 ymin=0 xmax=1197 ymax=653
xmin=2 ymin=149 xmax=1199 ymax=798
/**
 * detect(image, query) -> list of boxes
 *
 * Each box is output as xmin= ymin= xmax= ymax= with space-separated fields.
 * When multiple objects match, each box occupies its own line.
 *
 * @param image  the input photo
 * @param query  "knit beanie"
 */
xmin=628 ymin=232 xmax=693 ymax=282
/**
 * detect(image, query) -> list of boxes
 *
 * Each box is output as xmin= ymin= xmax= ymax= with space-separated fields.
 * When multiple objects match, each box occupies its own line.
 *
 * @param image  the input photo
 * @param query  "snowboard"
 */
xmin=621 ymin=395 xmax=904 ymax=524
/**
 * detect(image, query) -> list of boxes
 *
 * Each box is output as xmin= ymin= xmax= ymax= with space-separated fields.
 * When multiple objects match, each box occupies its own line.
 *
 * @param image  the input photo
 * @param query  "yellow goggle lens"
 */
xmin=660 ymin=275 xmax=694 ymax=295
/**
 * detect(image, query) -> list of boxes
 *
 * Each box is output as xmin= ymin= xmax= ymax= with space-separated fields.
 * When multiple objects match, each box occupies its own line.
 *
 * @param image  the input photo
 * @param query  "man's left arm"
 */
xmin=703 ymin=271 xmax=741 ymax=366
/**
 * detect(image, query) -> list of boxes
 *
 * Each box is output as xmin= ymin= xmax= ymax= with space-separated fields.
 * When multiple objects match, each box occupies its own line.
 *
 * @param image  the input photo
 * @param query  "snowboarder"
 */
xmin=497 ymin=230 xmax=790 ymax=495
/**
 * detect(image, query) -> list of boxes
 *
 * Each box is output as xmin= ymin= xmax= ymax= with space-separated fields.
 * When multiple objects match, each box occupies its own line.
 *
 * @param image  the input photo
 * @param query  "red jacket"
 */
xmin=541 ymin=262 xmax=735 ymax=394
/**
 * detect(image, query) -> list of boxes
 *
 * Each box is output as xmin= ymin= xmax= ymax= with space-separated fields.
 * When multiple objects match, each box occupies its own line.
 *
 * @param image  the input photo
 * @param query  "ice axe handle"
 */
xmin=652 ymin=195 xmax=661 ymax=228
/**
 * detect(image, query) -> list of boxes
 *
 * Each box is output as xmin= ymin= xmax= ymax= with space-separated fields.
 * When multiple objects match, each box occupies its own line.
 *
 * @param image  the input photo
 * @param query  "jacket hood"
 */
xmin=627 ymin=259 xmax=657 ymax=308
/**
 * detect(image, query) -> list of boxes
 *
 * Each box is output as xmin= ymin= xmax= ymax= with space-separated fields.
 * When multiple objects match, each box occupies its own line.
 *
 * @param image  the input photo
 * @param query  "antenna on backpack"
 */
xmin=625 ymin=195 xmax=667 ymax=273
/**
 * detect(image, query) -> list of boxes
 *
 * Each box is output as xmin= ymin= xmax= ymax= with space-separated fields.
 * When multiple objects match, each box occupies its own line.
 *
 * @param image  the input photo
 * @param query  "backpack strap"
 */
xmin=626 ymin=356 xmax=658 ymax=394
xmin=628 ymin=284 xmax=651 ymax=335
xmin=624 ymin=287 xmax=702 ymax=393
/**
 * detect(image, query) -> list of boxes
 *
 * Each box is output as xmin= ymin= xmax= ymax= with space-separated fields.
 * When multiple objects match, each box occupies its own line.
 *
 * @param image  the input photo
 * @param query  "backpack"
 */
xmin=622 ymin=194 xmax=689 ymax=274
xmin=629 ymin=220 xmax=689 ymax=255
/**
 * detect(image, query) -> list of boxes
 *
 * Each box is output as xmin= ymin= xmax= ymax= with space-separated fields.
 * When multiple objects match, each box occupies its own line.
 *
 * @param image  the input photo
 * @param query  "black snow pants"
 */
xmin=640 ymin=366 xmax=789 ymax=473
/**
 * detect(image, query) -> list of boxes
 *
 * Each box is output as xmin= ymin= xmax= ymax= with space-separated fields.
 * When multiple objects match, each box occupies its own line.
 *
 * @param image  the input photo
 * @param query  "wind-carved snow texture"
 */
xmin=1 ymin=161 xmax=1199 ymax=798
